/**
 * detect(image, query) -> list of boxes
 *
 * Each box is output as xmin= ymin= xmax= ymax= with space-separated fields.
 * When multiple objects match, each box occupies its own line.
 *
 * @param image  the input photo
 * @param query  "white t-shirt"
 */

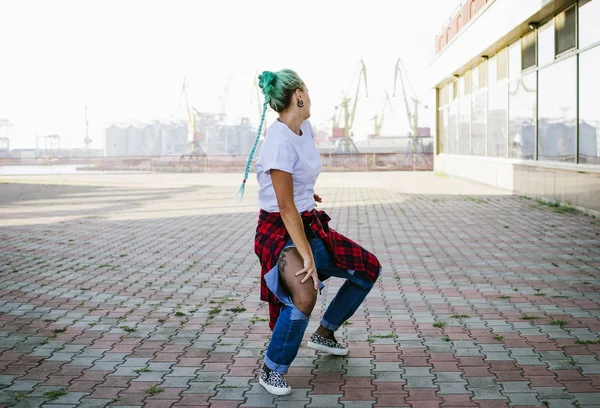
xmin=254 ymin=119 xmax=322 ymax=213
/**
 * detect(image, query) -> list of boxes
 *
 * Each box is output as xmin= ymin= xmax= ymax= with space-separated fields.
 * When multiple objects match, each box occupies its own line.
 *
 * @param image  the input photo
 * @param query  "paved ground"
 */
xmin=0 ymin=171 xmax=599 ymax=408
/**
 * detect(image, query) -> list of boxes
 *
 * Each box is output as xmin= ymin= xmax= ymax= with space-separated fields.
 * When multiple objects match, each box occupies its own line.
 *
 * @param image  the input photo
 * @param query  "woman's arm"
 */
xmin=271 ymin=169 xmax=318 ymax=291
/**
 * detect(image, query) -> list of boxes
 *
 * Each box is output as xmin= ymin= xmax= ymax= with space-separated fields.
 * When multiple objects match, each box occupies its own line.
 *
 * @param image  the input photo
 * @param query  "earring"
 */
xmin=297 ymin=99 xmax=304 ymax=108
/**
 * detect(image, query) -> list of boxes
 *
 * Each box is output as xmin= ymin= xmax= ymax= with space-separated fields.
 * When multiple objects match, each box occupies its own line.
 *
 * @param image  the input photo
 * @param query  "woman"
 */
xmin=236 ymin=69 xmax=382 ymax=396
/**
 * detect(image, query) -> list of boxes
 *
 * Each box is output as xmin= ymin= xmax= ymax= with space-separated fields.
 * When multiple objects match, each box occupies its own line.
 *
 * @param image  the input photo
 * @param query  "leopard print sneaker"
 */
xmin=259 ymin=366 xmax=292 ymax=396
xmin=307 ymin=333 xmax=349 ymax=356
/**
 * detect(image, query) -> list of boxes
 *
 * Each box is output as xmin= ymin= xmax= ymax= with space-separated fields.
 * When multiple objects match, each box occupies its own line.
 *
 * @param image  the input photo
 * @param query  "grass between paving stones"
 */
xmin=575 ymin=337 xmax=600 ymax=345
xmin=144 ymin=385 xmax=164 ymax=395
xmin=450 ymin=314 xmax=471 ymax=318
xmin=135 ymin=367 xmax=151 ymax=373
xmin=369 ymin=333 xmax=398 ymax=340
xmin=535 ymin=199 xmax=580 ymax=214
xmin=433 ymin=321 xmax=446 ymax=328
xmin=249 ymin=316 xmax=268 ymax=324
xmin=550 ymin=319 xmax=568 ymax=327
xmin=499 ymin=295 xmax=511 ymax=299
xmin=14 ymin=392 xmax=28 ymax=402
xmin=493 ymin=335 xmax=505 ymax=341
xmin=521 ymin=315 xmax=539 ymax=320
xmin=44 ymin=388 xmax=68 ymax=400
xmin=463 ymin=196 xmax=488 ymax=204
xmin=442 ymin=335 xmax=451 ymax=342
xmin=343 ymin=321 xmax=353 ymax=326
xmin=120 ymin=326 xmax=136 ymax=333
xmin=174 ymin=311 xmax=186 ymax=317
xmin=227 ymin=307 xmax=246 ymax=313
xmin=208 ymin=307 xmax=221 ymax=318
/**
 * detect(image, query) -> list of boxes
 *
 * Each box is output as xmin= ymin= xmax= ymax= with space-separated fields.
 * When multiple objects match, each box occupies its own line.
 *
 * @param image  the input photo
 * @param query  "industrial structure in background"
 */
xmin=369 ymin=90 xmax=393 ymax=139
xmin=0 ymin=119 xmax=10 ymax=157
xmin=105 ymin=121 xmax=187 ymax=157
xmin=331 ymin=59 xmax=368 ymax=153
xmin=393 ymin=57 xmax=431 ymax=166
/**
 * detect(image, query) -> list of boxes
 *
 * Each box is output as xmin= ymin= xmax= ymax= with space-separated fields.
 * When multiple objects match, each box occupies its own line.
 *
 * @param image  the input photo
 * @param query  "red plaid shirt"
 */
xmin=254 ymin=208 xmax=382 ymax=330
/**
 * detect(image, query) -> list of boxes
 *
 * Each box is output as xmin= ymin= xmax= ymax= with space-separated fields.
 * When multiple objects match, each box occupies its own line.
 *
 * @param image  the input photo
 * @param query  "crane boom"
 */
xmin=393 ymin=58 xmax=413 ymax=133
xmin=349 ymin=59 xmax=368 ymax=130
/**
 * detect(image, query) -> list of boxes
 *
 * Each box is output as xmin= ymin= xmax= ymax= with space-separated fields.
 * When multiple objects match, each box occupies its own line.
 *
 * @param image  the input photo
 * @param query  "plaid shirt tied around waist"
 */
xmin=254 ymin=208 xmax=382 ymax=330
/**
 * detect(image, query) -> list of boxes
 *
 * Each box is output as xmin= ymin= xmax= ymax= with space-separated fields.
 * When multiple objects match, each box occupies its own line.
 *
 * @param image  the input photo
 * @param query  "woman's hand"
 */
xmin=295 ymin=254 xmax=319 ymax=291
xmin=314 ymin=193 xmax=322 ymax=203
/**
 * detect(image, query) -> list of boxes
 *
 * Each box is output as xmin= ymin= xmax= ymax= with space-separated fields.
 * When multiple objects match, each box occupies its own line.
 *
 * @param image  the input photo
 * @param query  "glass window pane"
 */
xmin=472 ymin=66 xmax=479 ymax=92
xmin=440 ymin=84 xmax=449 ymax=106
xmin=439 ymin=108 xmax=448 ymax=153
xmin=459 ymin=96 xmax=471 ymax=155
xmin=509 ymin=40 xmax=522 ymax=79
xmin=487 ymin=83 xmax=508 ymax=157
xmin=580 ymin=0 xmax=600 ymax=49
xmin=458 ymin=76 xmax=465 ymax=98
xmin=479 ymin=60 xmax=488 ymax=88
xmin=509 ymin=72 xmax=537 ymax=159
xmin=555 ymin=6 xmax=577 ymax=55
xmin=464 ymin=70 xmax=472 ymax=95
xmin=488 ymin=55 xmax=498 ymax=86
xmin=448 ymin=103 xmax=458 ymax=154
xmin=522 ymin=31 xmax=537 ymax=70
xmin=538 ymin=20 xmax=555 ymax=66
xmin=497 ymin=47 xmax=508 ymax=81
xmin=471 ymin=92 xmax=487 ymax=156
xmin=538 ymin=56 xmax=577 ymax=162
xmin=579 ymin=45 xmax=600 ymax=164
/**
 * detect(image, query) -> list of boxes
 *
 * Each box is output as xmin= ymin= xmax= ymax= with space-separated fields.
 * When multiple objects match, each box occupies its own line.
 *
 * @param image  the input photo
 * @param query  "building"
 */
xmin=105 ymin=121 xmax=188 ymax=157
xmin=431 ymin=0 xmax=600 ymax=213
xmin=203 ymin=117 xmax=257 ymax=156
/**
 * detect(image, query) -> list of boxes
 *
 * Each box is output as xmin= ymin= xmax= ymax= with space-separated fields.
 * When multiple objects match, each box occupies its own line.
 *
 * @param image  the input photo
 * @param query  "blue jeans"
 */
xmin=263 ymin=236 xmax=380 ymax=374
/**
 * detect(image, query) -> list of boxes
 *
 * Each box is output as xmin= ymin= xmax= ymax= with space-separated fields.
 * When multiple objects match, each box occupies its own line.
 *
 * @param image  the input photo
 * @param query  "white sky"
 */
xmin=0 ymin=0 xmax=462 ymax=150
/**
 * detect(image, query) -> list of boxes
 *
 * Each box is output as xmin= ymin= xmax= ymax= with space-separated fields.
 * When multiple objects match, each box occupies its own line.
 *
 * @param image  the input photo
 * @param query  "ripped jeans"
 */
xmin=263 ymin=235 xmax=380 ymax=374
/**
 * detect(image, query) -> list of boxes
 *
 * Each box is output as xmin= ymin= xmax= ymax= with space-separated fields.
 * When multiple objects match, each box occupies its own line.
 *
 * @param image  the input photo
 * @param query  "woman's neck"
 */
xmin=278 ymin=111 xmax=303 ymax=136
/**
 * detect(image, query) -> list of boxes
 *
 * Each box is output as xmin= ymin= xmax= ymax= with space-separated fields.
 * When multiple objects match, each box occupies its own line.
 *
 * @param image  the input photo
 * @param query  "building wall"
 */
xmin=105 ymin=122 xmax=188 ymax=157
xmin=432 ymin=0 xmax=600 ymax=213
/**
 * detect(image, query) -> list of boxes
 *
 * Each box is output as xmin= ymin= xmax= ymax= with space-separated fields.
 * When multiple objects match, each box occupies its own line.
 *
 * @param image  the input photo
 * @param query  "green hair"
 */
xmin=235 ymin=69 xmax=305 ymax=201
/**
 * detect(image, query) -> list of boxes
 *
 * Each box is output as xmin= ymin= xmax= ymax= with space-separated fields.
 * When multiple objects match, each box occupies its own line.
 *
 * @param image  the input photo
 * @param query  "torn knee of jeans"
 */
xmin=290 ymin=306 xmax=310 ymax=321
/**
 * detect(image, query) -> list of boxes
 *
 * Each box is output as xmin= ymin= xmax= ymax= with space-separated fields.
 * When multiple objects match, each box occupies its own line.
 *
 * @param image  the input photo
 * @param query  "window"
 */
xmin=439 ymin=108 xmax=448 ymax=153
xmin=497 ymin=47 xmax=508 ymax=81
xmin=478 ymin=60 xmax=488 ymax=89
xmin=509 ymin=72 xmax=537 ymax=159
xmin=579 ymin=45 xmax=600 ymax=164
xmin=522 ymin=31 xmax=537 ymax=70
xmin=471 ymin=93 xmax=487 ymax=156
xmin=459 ymin=95 xmax=471 ymax=155
xmin=555 ymin=5 xmax=577 ymax=55
xmin=457 ymin=15 xmax=461 ymax=33
xmin=488 ymin=55 xmax=498 ymax=87
xmin=538 ymin=56 xmax=577 ymax=162
xmin=488 ymin=83 xmax=508 ymax=157
xmin=509 ymin=40 xmax=521 ymax=79
xmin=464 ymin=70 xmax=472 ymax=95
xmin=446 ymin=27 xmax=451 ymax=44
xmin=448 ymin=103 xmax=459 ymax=154
xmin=440 ymin=84 xmax=449 ymax=106
xmin=472 ymin=65 xmax=479 ymax=92
xmin=580 ymin=0 xmax=600 ymax=49
xmin=471 ymin=0 xmax=476 ymax=18
xmin=538 ymin=20 xmax=555 ymax=66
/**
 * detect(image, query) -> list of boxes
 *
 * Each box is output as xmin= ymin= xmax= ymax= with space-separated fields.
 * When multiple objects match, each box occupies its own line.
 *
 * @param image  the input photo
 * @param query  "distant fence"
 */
xmin=0 ymin=152 xmax=433 ymax=173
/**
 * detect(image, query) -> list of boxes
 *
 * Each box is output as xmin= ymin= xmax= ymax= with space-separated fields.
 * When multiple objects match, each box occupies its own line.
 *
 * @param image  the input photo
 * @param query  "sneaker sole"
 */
xmin=307 ymin=340 xmax=349 ymax=356
xmin=259 ymin=377 xmax=292 ymax=396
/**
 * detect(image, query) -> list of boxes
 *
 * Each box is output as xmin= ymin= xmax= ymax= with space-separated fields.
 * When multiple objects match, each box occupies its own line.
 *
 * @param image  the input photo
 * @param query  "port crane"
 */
xmin=370 ymin=90 xmax=393 ymax=138
xmin=393 ymin=58 xmax=427 ymax=167
xmin=333 ymin=59 xmax=368 ymax=153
